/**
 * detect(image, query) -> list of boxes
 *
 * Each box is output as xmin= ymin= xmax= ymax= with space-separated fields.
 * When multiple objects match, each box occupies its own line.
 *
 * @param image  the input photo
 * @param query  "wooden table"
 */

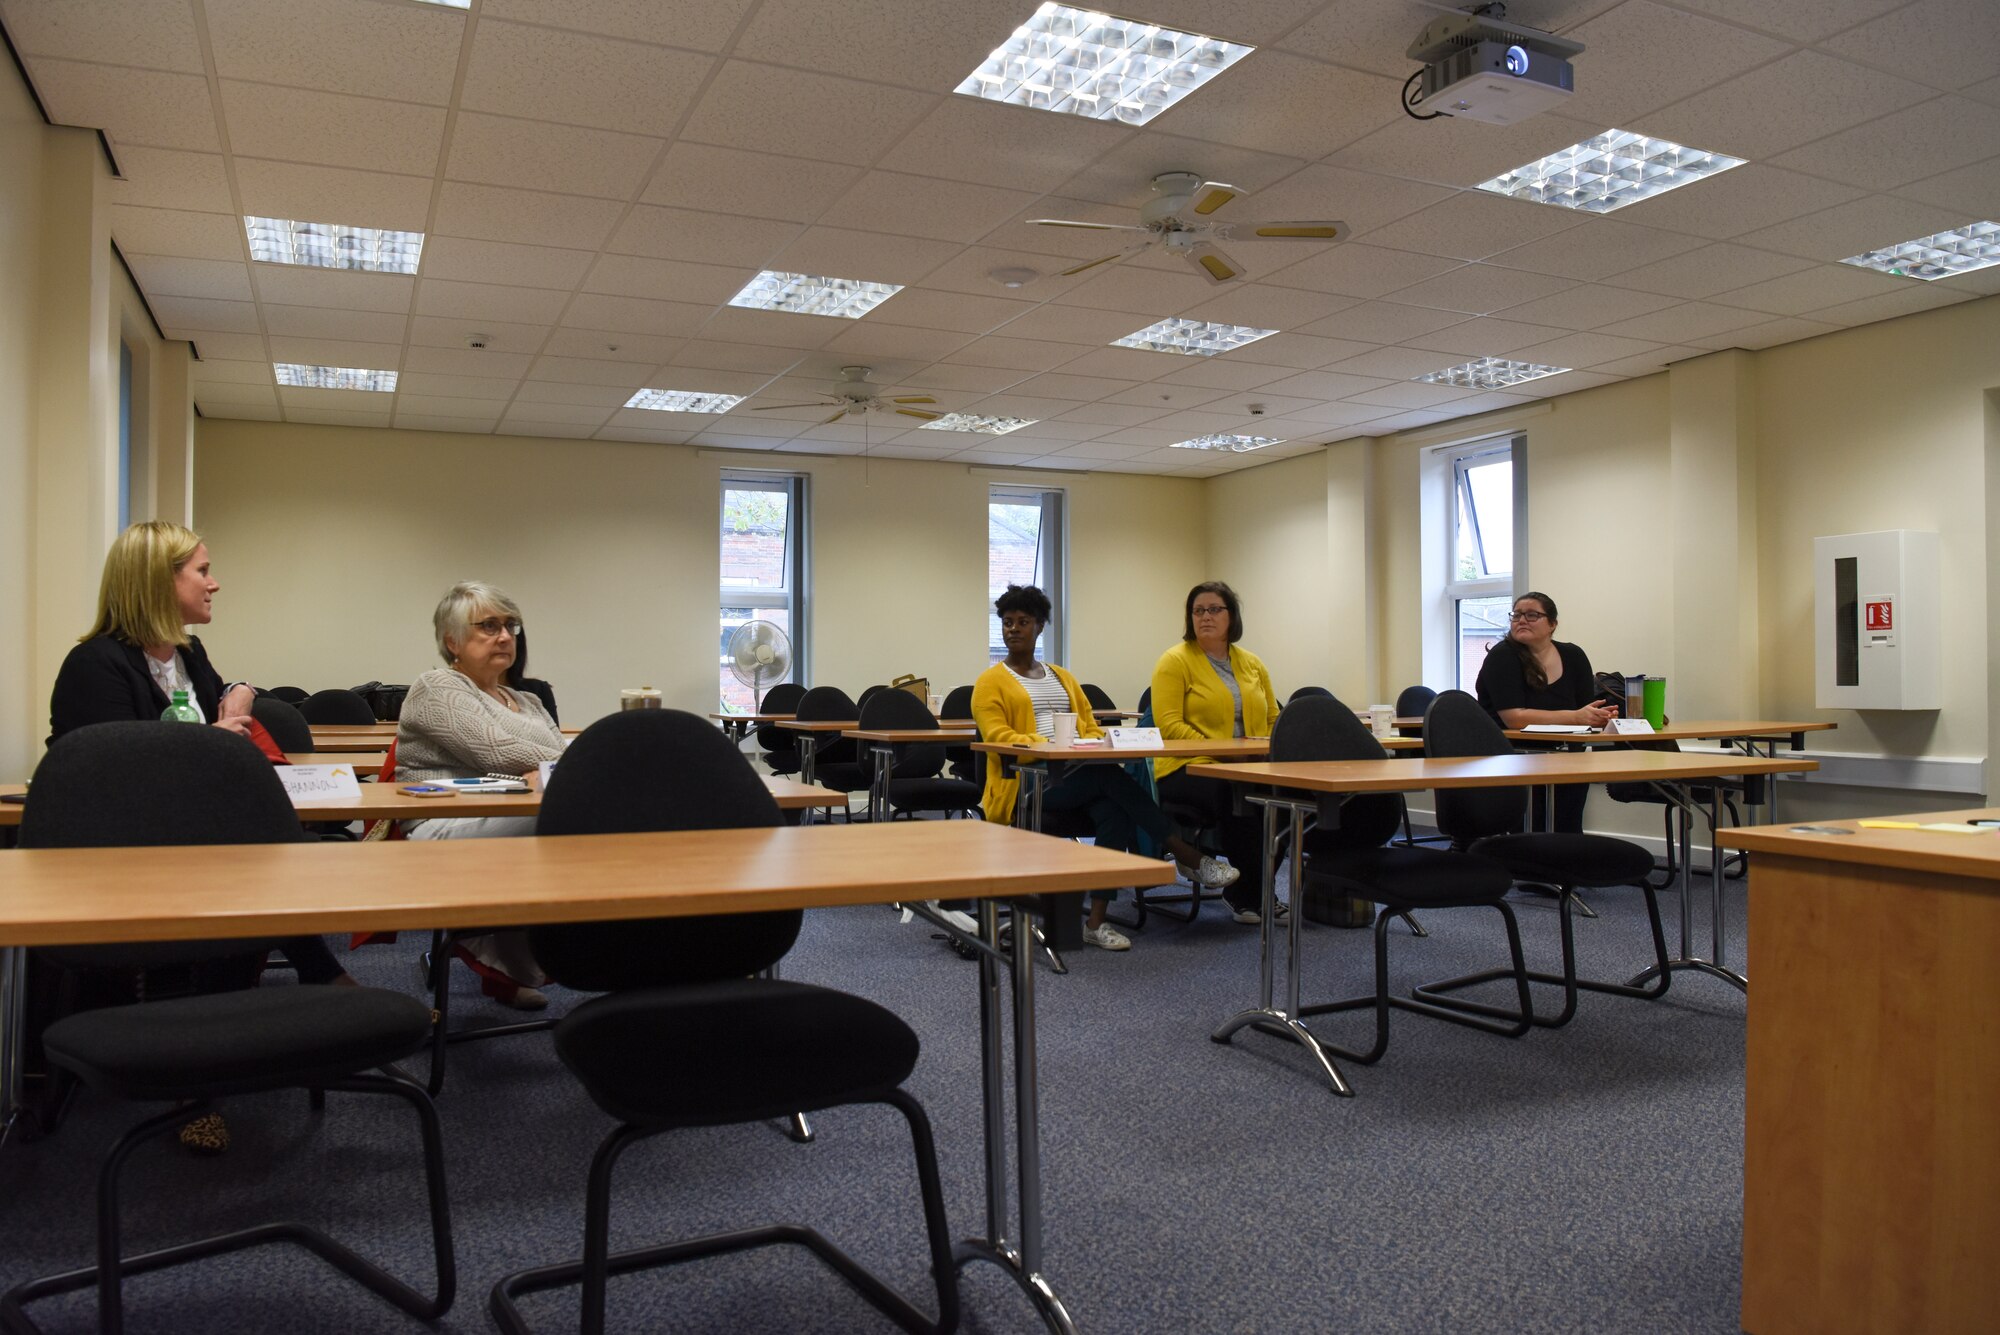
xmin=307 ymin=725 xmax=583 ymax=753
xmin=0 ymin=820 xmax=1171 ymax=1334
xmin=283 ymin=753 xmax=385 ymax=777
xmin=0 ymin=776 xmax=842 ymax=827
xmin=842 ymin=728 xmax=978 ymax=825
xmin=1717 ymin=810 xmax=1999 ymax=1335
xmin=1201 ymin=751 xmax=1819 ymax=1096
xmin=708 ymin=711 xmax=794 ymax=742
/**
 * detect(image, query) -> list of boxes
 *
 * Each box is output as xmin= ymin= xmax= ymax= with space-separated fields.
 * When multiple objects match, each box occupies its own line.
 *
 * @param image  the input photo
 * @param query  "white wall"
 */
xmin=0 ymin=60 xmax=46 ymax=777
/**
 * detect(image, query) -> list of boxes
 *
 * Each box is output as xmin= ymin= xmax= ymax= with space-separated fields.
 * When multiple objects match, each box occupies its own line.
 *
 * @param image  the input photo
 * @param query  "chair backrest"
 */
xmin=1080 ymin=682 xmax=1115 ymax=711
xmin=21 ymin=722 xmax=299 ymax=969
xmin=1287 ymin=685 xmax=1333 ymax=704
xmin=939 ymin=684 xmax=978 ymax=781
xmin=1136 ymin=685 xmax=1151 ymax=714
xmin=249 ymin=696 xmax=313 ymax=752
xmin=296 ymin=687 xmax=377 ymax=725
xmin=532 ymin=709 xmax=797 ymax=991
xmin=753 ymin=680 xmax=807 ymax=753
xmin=858 ymin=688 xmax=944 ymax=779
xmin=1422 ymin=690 xmax=1525 ymax=846
xmin=1394 ymin=683 xmax=1436 ymax=737
xmin=855 ymin=683 xmax=887 ymax=714
xmin=1268 ymin=694 xmax=1401 ymax=847
xmin=518 ymin=677 xmax=558 ymax=724
xmin=268 ymin=685 xmax=309 ymax=705
xmin=792 ymin=685 xmax=859 ymax=765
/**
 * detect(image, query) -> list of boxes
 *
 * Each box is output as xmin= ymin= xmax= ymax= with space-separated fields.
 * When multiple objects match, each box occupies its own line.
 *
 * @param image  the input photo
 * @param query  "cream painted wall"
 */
xmin=1202 ymin=449 xmax=1336 ymax=700
xmin=192 ymin=428 xmax=1206 ymax=724
xmin=0 ymin=61 xmax=46 ymax=777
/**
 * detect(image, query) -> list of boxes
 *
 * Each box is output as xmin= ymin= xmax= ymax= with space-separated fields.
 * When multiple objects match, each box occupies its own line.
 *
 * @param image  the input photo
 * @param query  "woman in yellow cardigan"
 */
xmin=1152 ymin=580 xmax=1279 ymax=924
xmin=974 ymin=584 xmax=1239 ymax=951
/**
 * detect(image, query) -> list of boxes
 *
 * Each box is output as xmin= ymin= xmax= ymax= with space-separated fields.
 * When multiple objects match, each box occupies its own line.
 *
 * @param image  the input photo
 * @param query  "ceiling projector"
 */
xmin=1405 ymin=8 xmax=1583 ymax=126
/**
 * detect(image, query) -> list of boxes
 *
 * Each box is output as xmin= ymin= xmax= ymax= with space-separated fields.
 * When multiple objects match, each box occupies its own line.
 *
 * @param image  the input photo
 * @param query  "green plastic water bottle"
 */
xmin=161 ymin=689 xmax=201 ymax=724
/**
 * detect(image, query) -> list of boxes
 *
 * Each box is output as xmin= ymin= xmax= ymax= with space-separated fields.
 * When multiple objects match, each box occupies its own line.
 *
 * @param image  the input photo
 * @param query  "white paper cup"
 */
xmin=1050 ymin=712 xmax=1079 ymax=747
xmin=927 ymin=692 xmax=944 ymax=713
xmin=1369 ymin=705 xmax=1395 ymax=737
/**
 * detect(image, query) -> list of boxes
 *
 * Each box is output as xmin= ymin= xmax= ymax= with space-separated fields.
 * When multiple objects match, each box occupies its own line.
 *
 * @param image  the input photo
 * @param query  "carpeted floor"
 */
xmin=0 ymin=859 xmax=1750 ymax=1334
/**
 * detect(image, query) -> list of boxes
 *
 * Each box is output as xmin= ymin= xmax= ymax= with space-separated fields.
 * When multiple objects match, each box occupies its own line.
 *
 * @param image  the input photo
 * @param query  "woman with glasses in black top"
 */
xmin=1474 ymin=591 xmax=1616 ymax=833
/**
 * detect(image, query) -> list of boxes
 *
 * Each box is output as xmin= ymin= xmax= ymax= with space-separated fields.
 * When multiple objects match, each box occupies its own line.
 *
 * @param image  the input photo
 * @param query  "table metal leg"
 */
xmin=796 ymin=735 xmax=822 ymax=821
xmin=0 ymin=945 xmax=24 ymax=1145
xmin=1210 ymin=798 xmax=1353 ymax=1097
xmin=954 ymin=895 xmax=1078 ymax=1334
xmin=1627 ymin=781 xmax=1748 ymax=994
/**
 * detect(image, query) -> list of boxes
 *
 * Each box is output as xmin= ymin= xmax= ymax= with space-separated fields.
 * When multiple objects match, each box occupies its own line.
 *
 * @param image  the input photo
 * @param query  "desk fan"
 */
xmin=727 ymin=620 xmax=793 ymax=712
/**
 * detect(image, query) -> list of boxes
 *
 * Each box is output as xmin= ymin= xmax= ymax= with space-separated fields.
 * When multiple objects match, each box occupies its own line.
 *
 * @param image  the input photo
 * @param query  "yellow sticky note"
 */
xmin=1856 ymin=820 xmax=1921 ymax=830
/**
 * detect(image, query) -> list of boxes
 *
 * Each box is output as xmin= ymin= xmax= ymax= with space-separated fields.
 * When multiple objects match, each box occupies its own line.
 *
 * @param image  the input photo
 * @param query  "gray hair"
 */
xmin=433 ymin=581 xmax=523 ymax=665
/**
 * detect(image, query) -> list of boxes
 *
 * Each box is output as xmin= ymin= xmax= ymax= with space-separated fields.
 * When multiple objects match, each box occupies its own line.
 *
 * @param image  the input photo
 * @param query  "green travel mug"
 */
xmin=1642 ymin=676 xmax=1666 ymax=729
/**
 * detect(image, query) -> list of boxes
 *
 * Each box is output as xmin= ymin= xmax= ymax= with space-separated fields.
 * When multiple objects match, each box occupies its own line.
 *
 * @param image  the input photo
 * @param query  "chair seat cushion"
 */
xmin=555 ymin=978 xmax=919 ymax=1127
xmin=1470 ymin=832 xmax=1655 ymax=888
xmin=888 ymin=777 xmax=981 ymax=812
xmin=812 ymin=762 xmax=871 ymax=793
xmin=43 ymin=985 xmax=432 ymax=1101
xmin=1302 ymin=845 xmax=1513 ymax=908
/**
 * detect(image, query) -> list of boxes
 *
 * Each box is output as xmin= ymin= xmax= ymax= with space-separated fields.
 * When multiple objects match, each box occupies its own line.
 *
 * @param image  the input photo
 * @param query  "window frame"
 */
xmin=718 ymin=471 xmax=809 ymax=710
xmin=1422 ymin=433 xmax=1527 ymax=690
xmin=987 ymin=485 xmax=1067 ymax=667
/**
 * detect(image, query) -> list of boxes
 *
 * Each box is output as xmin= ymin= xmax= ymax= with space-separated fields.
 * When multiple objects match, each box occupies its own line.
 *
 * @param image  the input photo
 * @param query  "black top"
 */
xmin=1475 ymin=639 xmax=1596 ymax=720
xmin=49 ymin=633 xmax=227 ymax=748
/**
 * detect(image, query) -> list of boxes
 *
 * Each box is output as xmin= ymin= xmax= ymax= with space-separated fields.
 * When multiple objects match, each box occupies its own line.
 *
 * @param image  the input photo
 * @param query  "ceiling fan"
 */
xmin=748 ymin=365 xmax=942 ymax=426
xmin=1029 ymin=171 xmax=1347 ymax=285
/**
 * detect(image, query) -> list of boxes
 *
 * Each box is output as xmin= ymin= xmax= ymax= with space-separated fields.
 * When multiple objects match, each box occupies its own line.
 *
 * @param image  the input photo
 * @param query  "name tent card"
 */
xmin=1102 ymin=727 xmax=1165 ymax=748
xmin=1606 ymin=718 xmax=1656 ymax=735
xmin=277 ymin=763 xmax=363 ymax=805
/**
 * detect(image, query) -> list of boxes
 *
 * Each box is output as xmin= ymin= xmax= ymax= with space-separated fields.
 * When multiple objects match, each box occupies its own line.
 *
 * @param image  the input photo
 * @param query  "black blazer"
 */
xmin=48 ymin=633 xmax=228 ymax=747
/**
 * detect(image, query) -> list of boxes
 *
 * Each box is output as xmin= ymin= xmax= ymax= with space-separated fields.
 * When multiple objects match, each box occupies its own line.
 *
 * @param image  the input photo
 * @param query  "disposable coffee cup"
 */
xmin=1050 ymin=712 xmax=1079 ymax=747
xmin=1369 ymin=705 xmax=1395 ymax=738
xmin=927 ymin=692 xmax=944 ymax=714
xmin=620 ymin=687 xmax=662 ymax=711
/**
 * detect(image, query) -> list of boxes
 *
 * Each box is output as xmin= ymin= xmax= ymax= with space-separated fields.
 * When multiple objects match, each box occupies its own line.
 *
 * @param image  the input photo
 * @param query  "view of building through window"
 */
xmin=719 ymin=476 xmax=803 ymax=711
xmin=1448 ymin=443 xmax=1517 ymax=687
xmin=988 ymin=487 xmax=1063 ymax=665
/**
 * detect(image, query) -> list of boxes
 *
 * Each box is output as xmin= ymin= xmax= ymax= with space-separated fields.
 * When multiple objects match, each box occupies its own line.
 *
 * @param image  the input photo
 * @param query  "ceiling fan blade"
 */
xmin=1184 ymin=242 xmax=1246 ymax=286
xmin=894 ymin=407 xmax=943 ymax=421
xmin=887 ymin=395 xmax=938 ymax=405
xmin=818 ymin=408 xmax=849 ymax=426
xmin=1190 ymin=181 xmax=1242 ymax=216
xmin=1029 ymin=218 xmax=1149 ymax=231
xmin=1242 ymin=220 xmax=1348 ymax=241
xmin=749 ymin=401 xmax=831 ymax=412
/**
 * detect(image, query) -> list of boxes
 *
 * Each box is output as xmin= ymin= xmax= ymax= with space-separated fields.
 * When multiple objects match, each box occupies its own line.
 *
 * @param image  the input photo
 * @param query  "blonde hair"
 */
xmin=433 ymin=581 xmax=523 ymax=666
xmin=80 ymin=521 xmax=205 ymax=648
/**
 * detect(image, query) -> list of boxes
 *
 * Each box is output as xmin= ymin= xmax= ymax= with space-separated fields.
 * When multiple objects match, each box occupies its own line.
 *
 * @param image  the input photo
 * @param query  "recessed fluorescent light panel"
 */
xmin=727 ymin=271 xmax=903 ymax=319
xmin=1839 ymin=222 xmax=2000 ymax=281
xmin=919 ymin=414 xmax=1038 ymax=435
xmin=273 ymin=363 xmax=397 ymax=392
xmin=244 ymin=217 xmax=424 ymax=273
xmin=1112 ymin=318 xmax=1277 ymax=356
xmin=409 ymin=1 xmax=471 ymax=9
xmin=954 ymin=3 xmax=1254 ymax=126
xmin=1416 ymin=358 xmax=1569 ymax=389
xmin=624 ymin=389 xmax=745 ymax=413
xmin=1476 ymin=130 xmax=1745 ymax=214
xmin=1172 ymin=434 xmax=1281 ymax=452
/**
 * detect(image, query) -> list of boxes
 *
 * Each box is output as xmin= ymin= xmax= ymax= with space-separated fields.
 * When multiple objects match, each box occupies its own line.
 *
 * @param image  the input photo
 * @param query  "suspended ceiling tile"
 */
xmin=1295 ymin=300 xmax=1464 ymax=344
xmin=1487 ymin=218 xmax=1709 ymax=283
xmin=1819 ymin=0 xmax=2000 ymax=92
xmin=666 ymin=339 xmax=807 ymax=375
xmin=1151 ymin=358 xmax=1300 ymax=392
xmin=421 ymin=238 xmax=596 ymax=292
xmin=1324 ymin=345 xmax=1465 ymax=380
xmin=432 ymin=182 xmax=627 ymax=249
xmin=189 ymin=380 xmax=278 ymax=408
xmin=1181 ymin=284 xmax=1355 ymax=331
xmin=498 ymin=400 xmax=616 ymax=426
xmin=546 ymin=328 xmax=683 ymax=364
xmin=1329 ymin=112 xmax=1604 ymax=191
xmin=260 ymin=303 xmax=407 ymax=343
xmin=198 ymin=401 xmax=281 ymax=422
xmin=766 ymin=227 xmax=961 ymax=288
xmin=1557 ymin=1 xmax=1790 ymax=126
xmin=1222 ymin=332 xmax=1381 ymax=370
xmin=1007 ymin=372 xmax=1147 ymax=403
xmin=407 ymin=315 xmax=550 ymax=353
xmin=254 ymin=266 xmax=415 ymax=314
xmin=1101 ymin=384 xmax=1232 ymax=412
xmin=1051 ymin=402 xmax=1174 ymax=427
xmin=204 ymin=0 xmax=465 ymax=104
xmin=220 ymin=81 xmax=446 ymax=175
xmin=151 ymin=294 xmax=261 ymax=335
xmin=733 ymin=0 xmax=1016 ymax=93
xmin=1150 ymin=53 xmax=1400 ymax=162
xmin=880 ymin=98 xmax=1131 ymax=194
xmin=1385 ymin=263 xmax=1576 ymax=315
xmin=1400 ymin=317 xmax=1574 ymax=358
xmin=1047 ymin=264 xmax=1219 ymax=319
xmin=1802 ymin=284 xmax=1975 ymax=327
xmin=401 ymin=344 xmax=535 ymax=377
xmin=414 ymin=278 xmax=571 ymax=325
xmin=1663 ymin=0 xmax=1905 ymax=44
xmin=1344 ymin=381 xmax=1483 ymax=410
xmin=394 ymin=393 xmax=513 ymax=418
xmin=394 ymin=414 xmax=503 ymax=435
xmin=1506 ymin=331 xmax=1672 ymax=370
xmin=856 ymin=288 xmax=1036 ymax=337
xmin=29 ymin=61 xmax=219 ymax=152
xmin=2 ymin=0 xmax=204 ymax=70
xmin=190 ymin=358 xmax=274 ymax=385
xmin=188 ymin=331 xmax=268 ymax=362
xmin=1277 ymin=1 xmax=1441 ymax=78
xmin=1771 ymin=96 xmax=2000 ymax=191
xmin=959 ymin=305 xmax=1138 ymax=354
xmin=1595 ymin=300 xmax=1773 ymax=343
xmin=1699 ymin=316 xmax=1843 ymax=351
xmin=1055 ymin=133 xmax=1307 ymax=210
xmin=1631 ymin=51 xmax=1934 ymax=162
xmin=1492 ymin=283 xmax=1684 ymax=331
xmin=446 ymin=112 xmax=664 ymax=201
xmin=1894 ymin=155 xmax=2000 ymax=218
xmin=278 ymin=384 xmax=396 ymax=411
xmin=462 ymin=19 xmax=713 ymax=133
xmin=108 ymin=206 xmax=243 ymax=263
xmin=558 ymin=293 xmax=714 ymax=339
xmin=821 ymin=321 xmax=977 ymax=363
xmin=1358 ymin=190 xmax=1584 ymax=263
xmin=523 ymin=356 xmax=655 ymax=389
xmin=1609 ymin=164 xmax=1865 ymax=243
xmin=266 ymin=336 xmax=400 ymax=369
xmin=1737 ymin=195 xmax=1974 ymax=265
xmin=1260 ymin=242 xmax=1463 ymax=300
xmin=233 ymin=160 xmax=434 ymax=233
xmin=607 ymin=206 xmax=802 ymax=268
xmin=697 ymin=306 xmax=846 ymax=352
xmin=104 ymin=148 xmax=232 ymax=215
xmin=126 ymin=254 xmax=254 ymax=303
xmin=580 ymin=254 xmax=758 ymax=306
xmin=393 ymin=373 xmax=523 ymax=402
xmin=901 ymin=363 xmax=1034 ymax=394
xmin=1254 ymin=369 xmax=1397 ymax=400
xmin=638 ymin=143 xmax=864 ymax=223
xmin=1058 ymin=345 xmax=1201 ymax=380
xmin=819 ymin=172 xmax=1043 ymax=246
xmin=679 ymin=61 xmax=937 ymax=167
xmin=480 ymin=0 xmax=758 ymax=52
xmin=1601 ymin=243 xmax=1817 ymax=301
xmin=511 ymin=380 xmax=635 ymax=408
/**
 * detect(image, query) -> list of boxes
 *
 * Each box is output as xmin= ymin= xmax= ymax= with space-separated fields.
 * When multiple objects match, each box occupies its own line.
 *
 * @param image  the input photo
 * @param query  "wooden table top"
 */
xmin=973 ymin=737 xmax=1273 ymax=762
xmin=708 ymin=712 xmax=795 ymax=724
xmin=0 ymin=820 xmax=1177 ymax=947
xmin=1 ymin=775 xmax=844 ymax=826
xmin=844 ymin=728 xmax=977 ymax=743
xmin=1717 ymin=807 xmax=2000 ymax=879
xmin=1499 ymin=719 xmax=1837 ymax=745
xmin=284 ymin=753 xmax=385 ymax=776
xmin=1201 ymin=750 xmax=1819 ymax=795
xmin=300 ymin=733 xmax=394 ymax=752
xmin=777 ymin=718 xmax=862 ymax=733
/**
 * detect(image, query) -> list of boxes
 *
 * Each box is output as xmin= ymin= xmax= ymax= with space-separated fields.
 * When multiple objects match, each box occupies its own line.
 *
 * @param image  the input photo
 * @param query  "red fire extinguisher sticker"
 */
xmin=1864 ymin=600 xmax=1893 ymax=631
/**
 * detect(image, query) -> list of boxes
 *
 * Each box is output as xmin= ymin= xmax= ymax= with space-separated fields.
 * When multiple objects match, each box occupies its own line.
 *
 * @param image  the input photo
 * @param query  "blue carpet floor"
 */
xmin=0 ymin=862 xmax=1750 ymax=1333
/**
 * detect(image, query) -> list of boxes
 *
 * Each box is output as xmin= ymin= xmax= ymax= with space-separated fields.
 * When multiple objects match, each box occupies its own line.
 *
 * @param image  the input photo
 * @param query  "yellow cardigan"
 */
xmin=1149 ymin=641 xmax=1277 ymax=780
xmin=971 ymin=661 xmax=1103 ymax=825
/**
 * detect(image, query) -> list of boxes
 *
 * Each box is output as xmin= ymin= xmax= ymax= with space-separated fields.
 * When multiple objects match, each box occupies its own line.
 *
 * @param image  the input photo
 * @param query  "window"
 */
xmin=988 ymin=486 xmax=1065 ymax=665
xmin=719 ymin=473 xmax=807 ymax=712
xmin=1426 ymin=436 xmax=1524 ymax=689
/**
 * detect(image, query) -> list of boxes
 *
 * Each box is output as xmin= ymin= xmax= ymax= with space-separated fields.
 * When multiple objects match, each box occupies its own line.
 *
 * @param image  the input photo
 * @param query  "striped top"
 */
xmin=1003 ymin=662 xmax=1071 ymax=737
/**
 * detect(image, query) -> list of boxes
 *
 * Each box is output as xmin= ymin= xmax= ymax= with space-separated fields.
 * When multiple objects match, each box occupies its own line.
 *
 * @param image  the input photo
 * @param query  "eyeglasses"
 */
xmin=469 ymin=618 xmax=522 ymax=638
xmin=1191 ymin=604 xmax=1229 ymax=618
xmin=1508 ymin=611 xmax=1547 ymax=623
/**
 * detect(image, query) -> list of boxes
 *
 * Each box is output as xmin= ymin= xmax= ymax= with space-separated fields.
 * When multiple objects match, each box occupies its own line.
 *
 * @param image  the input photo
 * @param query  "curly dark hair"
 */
xmin=994 ymin=583 xmax=1052 ymax=625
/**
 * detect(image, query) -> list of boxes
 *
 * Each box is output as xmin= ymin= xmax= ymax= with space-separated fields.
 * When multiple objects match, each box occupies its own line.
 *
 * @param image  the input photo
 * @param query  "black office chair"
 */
xmin=1136 ymin=686 xmax=1151 ymax=714
xmin=1605 ymin=739 xmax=1746 ymax=887
xmin=267 ymin=685 xmax=309 ymax=705
xmin=295 ymin=688 xmax=376 ymax=725
xmin=1391 ymin=684 xmax=1450 ymax=847
xmin=1272 ymin=696 xmax=1530 ymax=1064
xmin=754 ymin=680 xmax=808 ymax=775
xmin=1080 ymin=682 xmax=1116 ymax=711
xmin=855 ymin=683 xmax=887 ymax=714
xmin=249 ymin=695 xmax=313 ymax=752
xmin=792 ymin=685 xmax=869 ymax=818
xmin=4 ymin=722 xmax=454 ymax=1332
xmin=1411 ymin=691 xmax=1666 ymax=1029
xmin=1287 ymin=685 xmax=1333 ymax=704
xmin=858 ymin=689 xmax=982 ymax=820
xmin=492 ymin=710 xmax=958 ymax=1335
xmin=938 ymin=685 xmax=977 ymax=783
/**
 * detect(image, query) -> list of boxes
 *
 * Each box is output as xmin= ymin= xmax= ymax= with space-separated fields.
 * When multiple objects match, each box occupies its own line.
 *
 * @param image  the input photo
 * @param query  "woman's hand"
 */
xmin=219 ymin=684 xmax=256 ymax=718
xmin=1573 ymin=699 xmax=1617 ymax=728
xmin=210 ymin=715 xmax=256 ymax=737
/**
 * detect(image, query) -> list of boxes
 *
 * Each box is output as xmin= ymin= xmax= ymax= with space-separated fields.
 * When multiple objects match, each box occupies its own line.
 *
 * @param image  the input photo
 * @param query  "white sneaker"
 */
xmin=1230 ymin=900 xmax=1288 ymax=926
xmin=1082 ymin=923 xmax=1131 ymax=951
xmin=1182 ymin=855 xmax=1241 ymax=890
